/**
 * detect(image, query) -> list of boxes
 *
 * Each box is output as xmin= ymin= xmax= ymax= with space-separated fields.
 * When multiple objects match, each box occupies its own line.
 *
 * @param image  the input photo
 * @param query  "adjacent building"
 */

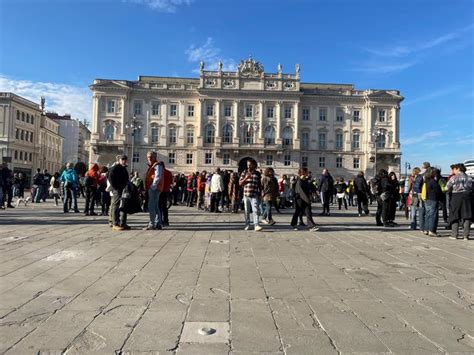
xmin=89 ymin=57 xmax=403 ymax=178
xmin=46 ymin=113 xmax=91 ymax=164
xmin=38 ymin=115 xmax=63 ymax=173
xmin=0 ymin=92 xmax=42 ymax=184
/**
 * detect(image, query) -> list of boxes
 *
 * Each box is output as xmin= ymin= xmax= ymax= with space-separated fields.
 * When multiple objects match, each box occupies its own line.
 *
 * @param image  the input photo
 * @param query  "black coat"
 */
xmin=354 ymin=175 xmax=369 ymax=194
xmin=109 ymin=164 xmax=129 ymax=190
xmin=295 ymin=177 xmax=312 ymax=204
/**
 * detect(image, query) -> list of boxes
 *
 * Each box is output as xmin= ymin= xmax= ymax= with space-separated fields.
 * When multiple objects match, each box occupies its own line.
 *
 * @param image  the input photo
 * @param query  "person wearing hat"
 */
xmin=109 ymin=155 xmax=130 ymax=230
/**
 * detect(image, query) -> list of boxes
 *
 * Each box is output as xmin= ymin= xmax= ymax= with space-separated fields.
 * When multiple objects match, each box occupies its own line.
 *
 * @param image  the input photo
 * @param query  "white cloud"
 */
xmin=356 ymin=24 xmax=473 ymax=74
xmin=185 ymin=37 xmax=236 ymax=73
xmin=404 ymin=87 xmax=460 ymax=106
xmin=125 ymin=0 xmax=193 ymax=13
xmin=0 ymin=75 xmax=91 ymax=122
xmin=401 ymin=131 xmax=443 ymax=145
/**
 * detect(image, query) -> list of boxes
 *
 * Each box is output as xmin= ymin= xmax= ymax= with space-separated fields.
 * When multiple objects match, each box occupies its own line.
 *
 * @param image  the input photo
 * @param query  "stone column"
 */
xmin=393 ymin=105 xmax=400 ymax=145
xmin=120 ymin=96 xmax=127 ymax=140
xmin=91 ymin=95 xmax=99 ymax=134
xmin=293 ymin=102 xmax=299 ymax=139
xmin=258 ymin=101 xmax=264 ymax=139
xmin=197 ymin=99 xmax=204 ymax=146
xmin=160 ymin=100 xmax=168 ymax=146
xmin=233 ymin=100 xmax=239 ymax=139
xmin=276 ymin=101 xmax=282 ymax=142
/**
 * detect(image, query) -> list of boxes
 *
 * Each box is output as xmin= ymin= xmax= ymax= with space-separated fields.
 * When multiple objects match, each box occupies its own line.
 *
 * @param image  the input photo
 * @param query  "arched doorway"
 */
xmin=238 ymin=157 xmax=257 ymax=174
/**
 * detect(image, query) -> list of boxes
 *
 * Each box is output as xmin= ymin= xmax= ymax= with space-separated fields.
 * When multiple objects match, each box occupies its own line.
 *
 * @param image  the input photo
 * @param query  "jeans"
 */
xmin=35 ymin=185 xmax=46 ymax=202
xmin=84 ymin=187 xmax=97 ymax=214
xmin=63 ymin=187 xmax=78 ymax=212
xmin=424 ymin=200 xmax=439 ymax=233
xmin=263 ymin=200 xmax=274 ymax=221
xmin=419 ymin=201 xmax=426 ymax=231
xmin=159 ymin=191 xmax=169 ymax=224
xmin=111 ymin=188 xmax=127 ymax=226
xmin=356 ymin=191 xmax=369 ymax=215
xmin=243 ymin=196 xmax=260 ymax=226
xmin=148 ymin=188 xmax=162 ymax=227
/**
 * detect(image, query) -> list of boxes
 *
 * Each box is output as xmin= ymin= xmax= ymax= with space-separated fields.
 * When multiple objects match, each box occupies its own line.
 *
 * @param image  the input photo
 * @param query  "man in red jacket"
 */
xmin=159 ymin=161 xmax=173 ymax=226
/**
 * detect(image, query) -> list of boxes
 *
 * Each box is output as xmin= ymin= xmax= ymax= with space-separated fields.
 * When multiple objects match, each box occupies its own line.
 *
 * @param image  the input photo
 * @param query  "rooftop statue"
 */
xmin=238 ymin=56 xmax=264 ymax=77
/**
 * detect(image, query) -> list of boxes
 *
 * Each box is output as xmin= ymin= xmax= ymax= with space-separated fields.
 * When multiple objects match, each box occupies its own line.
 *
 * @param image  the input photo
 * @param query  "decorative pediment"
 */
xmin=238 ymin=56 xmax=264 ymax=78
xmin=368 ymin=90 xmax=401 ymax=99
xmin=92 ymin=80 xmax=130 ymax=90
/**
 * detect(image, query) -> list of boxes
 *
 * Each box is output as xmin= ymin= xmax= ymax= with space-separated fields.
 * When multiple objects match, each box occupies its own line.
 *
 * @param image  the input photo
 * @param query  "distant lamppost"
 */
xmin=404 ymin=162 xmax=411 ymax=178
xmin=125 ymin=115 xmax=142 ymax=173
xmin=371 ymin=127 xmax=384 ymax=177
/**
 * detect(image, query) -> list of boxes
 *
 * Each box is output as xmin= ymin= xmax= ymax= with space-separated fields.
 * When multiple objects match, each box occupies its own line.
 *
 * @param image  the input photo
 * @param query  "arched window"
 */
xmin=205 ymin=124 xmax=215 ymax=144
xmin=150 ymin=125 xmax=159 ymax=144
xmin=223 ymin=124 xmax=232 ymax=143
xmin=377 ymin=129 xmax=386 ymax=148
xmin=352 ymin=130 xmax=360 ymax=150
xmin=265 ymin=126 xmax=276 ymax=145
xmin=282 ymin=126 xmax=293 ymax=146
xmin=105 ymin=124 xmax=114 ymax=140
xmin=169 ymin=125 xmax=177 ymax=145
xmin=242 ymin=124 xmax=254 ymax=144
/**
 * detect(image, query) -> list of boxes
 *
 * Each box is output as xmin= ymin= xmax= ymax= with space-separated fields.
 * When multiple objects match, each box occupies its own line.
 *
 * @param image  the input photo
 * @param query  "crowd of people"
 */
xmin=0 ymin=157 xmax=472 ymax=240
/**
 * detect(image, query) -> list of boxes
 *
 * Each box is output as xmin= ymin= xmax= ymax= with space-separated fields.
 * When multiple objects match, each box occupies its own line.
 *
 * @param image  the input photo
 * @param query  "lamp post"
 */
xmin=371 ymin=127 xmax=383 ymax=178
xmin=125 ymin=115 xmax=142 ymax=173
xmin=404 ymin=162 xmax=411 ymax=178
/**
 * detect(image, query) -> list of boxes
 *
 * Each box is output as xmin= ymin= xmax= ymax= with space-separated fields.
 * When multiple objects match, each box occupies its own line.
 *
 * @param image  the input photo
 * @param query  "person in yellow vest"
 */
xmin=143 ymin=151 xmax=164 ymax=230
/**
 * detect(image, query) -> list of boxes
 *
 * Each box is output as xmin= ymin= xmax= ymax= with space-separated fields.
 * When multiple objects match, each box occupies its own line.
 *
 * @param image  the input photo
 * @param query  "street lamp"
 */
xmin=125 ymin=115 xmax=142 ymax=173
xmin=404 ymin=162 xmax=411 ymax=178
xmin=371 ymin=127 xmax=384 ymax=178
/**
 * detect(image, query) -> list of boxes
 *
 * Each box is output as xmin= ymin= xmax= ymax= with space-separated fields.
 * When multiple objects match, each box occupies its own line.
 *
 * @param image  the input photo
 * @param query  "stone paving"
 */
xmin=0 ymin=200 xmax=473 ymax=354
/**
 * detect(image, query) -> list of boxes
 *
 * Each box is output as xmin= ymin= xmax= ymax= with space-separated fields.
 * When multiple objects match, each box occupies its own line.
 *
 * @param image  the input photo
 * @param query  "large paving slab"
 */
xmin=0 ymin=199 xmax=473 ymax=354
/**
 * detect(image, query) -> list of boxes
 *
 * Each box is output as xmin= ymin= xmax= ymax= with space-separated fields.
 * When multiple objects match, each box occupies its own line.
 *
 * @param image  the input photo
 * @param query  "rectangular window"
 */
xmin=284 ymin=106 xmax=292 ymax=119
xmin=186 ymin=129 xmax=194 ymax=144
xmin=318 ymin=133 xmax=326 ymax=149
xmin=336 ymin=109 xmax=344 ymax=122
xmin=284 ymin=154 xmax=291 ymax=166
xmin=168 ymin=152 xmax=176 ymax=164
xmin=152 ymin=103 xmax=160 ymax=116
xmin=19 ymin=151 xmax=23 ymax=160
xmin=319 ymin=108 xmax=327 ymax=121
xmin=319 ymin=157 xmax=325 ymax=168
xmin=132 ymin=152 xmax=139 ymax=163
xmin=301 ymin=132 xmax=309 ymax=149
xmin=267 ymin=106 xmax=274 ymax=118
xmin=134 ymin=101 xmax=142 ymax=115
xmin=246 ymin=105 xmax=253 ymax=117
xmin=107 ymin=100 xmax=115 ymax=113
xmin=151 ymin=127 xmax=159 ymax=144
xmin=336 ymin=157 xmax=343 ymax=168
xmin=205 ymin=152 xmax=212 ymax=165
xmin=170 ymin=104 xmax=177 ymax=116
xmin=302 ymin=108 xmax=310 ymax=121
xmin=335 ymin=133 xmax=343 ymax=149
xmin=378 ymin=110 xmax=386 ymax=122
xmin=31 ymin=116 xmax=34 ymax=125
xmin=223 ymin=153 xmax=230 ymax=165
xmin=353 ymin=157 xmax=360 ymax=169
xmin=186 ymin=153 xmax=193 ymax=165
xmin=352 ymin=134 xmax=360 ymax=149
xmin=30 ymin=132 xmax=33 ymax=142
xmin=169 ymin=127 xmax=177 ymax=144
xmin=224 ymin=105 xmax=232 ymax=117
xmin=266 ymin=154 xmax=273 ymax=166
xmin=302 ymin=156 xmax=308 ymax=168
xmin=353 ymin=110 xmax=360 ymax=122
xmin=188 ymin=105 xmax=194 ymax=117
xmin=15 ymin=129 xmax=19 ymax=139
xmin=14 ymin=150 xmax=17 ymax=159
xmin=207 ymin=104 xmax=214 ymax=116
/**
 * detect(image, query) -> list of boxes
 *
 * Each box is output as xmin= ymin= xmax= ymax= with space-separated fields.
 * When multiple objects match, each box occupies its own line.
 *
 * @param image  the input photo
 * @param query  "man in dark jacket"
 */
xmin=291 ymin=168 xmax=319 ymax=232
xmin=354 ymin=171 xmax=370 ymax=216
xmin=374 ymin=169 xmax=393 ymax=227
xmin=318 ymin=169 xmax=334 ymax=216
xmin=109 ymin=155 xmax=130 ymax=230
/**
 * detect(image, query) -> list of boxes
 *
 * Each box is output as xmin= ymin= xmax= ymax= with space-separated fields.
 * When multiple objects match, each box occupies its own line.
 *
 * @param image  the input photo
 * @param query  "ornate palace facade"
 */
xmin=89 ymin=57 xmax=403 ymax=178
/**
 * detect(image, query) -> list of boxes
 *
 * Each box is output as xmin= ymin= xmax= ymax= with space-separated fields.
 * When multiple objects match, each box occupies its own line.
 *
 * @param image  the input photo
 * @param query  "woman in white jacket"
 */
xmin=49 ymin=172 xmax=62 ymax=206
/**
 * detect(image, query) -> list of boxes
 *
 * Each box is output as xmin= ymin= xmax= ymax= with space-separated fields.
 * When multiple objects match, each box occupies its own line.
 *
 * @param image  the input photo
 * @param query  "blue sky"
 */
xmin=1 ymin=0 xmax=473 ymax=173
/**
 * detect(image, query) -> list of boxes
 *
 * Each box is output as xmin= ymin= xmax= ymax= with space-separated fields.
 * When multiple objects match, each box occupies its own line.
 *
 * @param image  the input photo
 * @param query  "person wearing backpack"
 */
xmin=49 ymin=172 xmax=62 ymax=206
xmin=60 ymin=163 xmax=80 ymax=213
xmin=84 ymin=163 xmax=100 ymax=216
xmin=354 ymin=171 xmax=370 ymax=216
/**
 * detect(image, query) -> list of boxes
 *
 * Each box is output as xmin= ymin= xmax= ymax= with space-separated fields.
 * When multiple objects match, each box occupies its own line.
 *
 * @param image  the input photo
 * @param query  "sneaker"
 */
xmin=254 ymin=225 xmax=263 ymax=232
xmin=269 ymin=220 xmax=276 ymax=226
xmin=428 ymin=232 xmax=438 ymax=237
xmin=292 ymin=226 xmax=299 ymax=231
xmin=143 ymin=225 xmax=156 ymax=230
xmin=299 ymin=222 xmax=307 ymax=226
xmin=309 ymin=226 xmax=319 ymax=232
xmin=449 ymin=236 xmax=457 ymax=240
xmin=112 ymin=225 xmax=124 ymax=231
xmin=261 ymin=219 xmax=269 ymax=225
xmin=420 ymin=230 xmax=426 ymax=234
xmin=122 ymin=224 xmax=132 ymax=230
xmin=156 ymin=225 xmax=163 ymax=230
xmin=358 ymin=213 xmax=362 ymax=217
xmin=244 ymin=225 xmax=250 ymax=231
xmin=424 ymin=231 xmax=429 ymax=235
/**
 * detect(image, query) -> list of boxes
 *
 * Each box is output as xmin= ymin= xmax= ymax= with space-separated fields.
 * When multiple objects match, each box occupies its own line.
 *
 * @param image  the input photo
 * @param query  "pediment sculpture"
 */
xmin=238 ymin=56 xmax=264 ymax=77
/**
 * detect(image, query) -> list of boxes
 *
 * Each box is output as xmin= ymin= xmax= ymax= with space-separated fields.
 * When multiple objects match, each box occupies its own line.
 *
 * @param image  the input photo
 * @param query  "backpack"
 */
xmin=421 ymin=182 xmax=427 ymax=201
xmin=412 ymin=174 xmax=424 ymax=194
